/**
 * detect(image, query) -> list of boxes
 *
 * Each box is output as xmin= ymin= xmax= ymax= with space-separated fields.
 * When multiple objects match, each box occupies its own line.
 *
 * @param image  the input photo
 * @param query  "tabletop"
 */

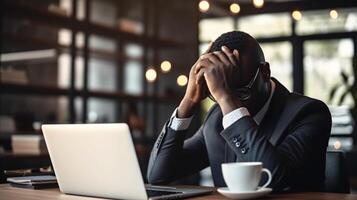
xmin=1 ymin=184 xmax=357 ymax=200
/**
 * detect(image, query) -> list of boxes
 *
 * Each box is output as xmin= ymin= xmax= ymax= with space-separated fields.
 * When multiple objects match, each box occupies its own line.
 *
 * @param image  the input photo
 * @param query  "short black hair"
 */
xmin=209 ymin=31 xmax=265 ymax=62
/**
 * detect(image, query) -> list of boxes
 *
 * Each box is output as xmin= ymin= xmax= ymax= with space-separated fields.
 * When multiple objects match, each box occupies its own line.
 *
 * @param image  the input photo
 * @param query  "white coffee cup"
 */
xmin=221 ymin=162 xmax=272 ymax=192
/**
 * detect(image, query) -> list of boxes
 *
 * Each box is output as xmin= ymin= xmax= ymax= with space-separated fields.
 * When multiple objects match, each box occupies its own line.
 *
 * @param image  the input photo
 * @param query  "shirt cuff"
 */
xmin=168 ymin=108 xmax=194 ymax=131
xmin=222 ymin=107 xmax=250 ymax=129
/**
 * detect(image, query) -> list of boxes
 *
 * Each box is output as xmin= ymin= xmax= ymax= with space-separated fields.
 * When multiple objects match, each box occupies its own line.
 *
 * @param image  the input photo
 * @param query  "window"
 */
xmin=90 ymin=0 xmax=117 ymax=27
xmin=124 ymin=43 xmax=143 ymax=95
xmin=199 ymin=43 xmax=211 ymax=55
xmin=124 ymin=60 xmax=143 ymax=94
xmin=238 ymin=13 xmax=291 ymax=38
xmin=88 ymin=98 xmax=117 ymax=123
xmin=199 ymin=17 xmax=234 ymax=42
xmin=304 ymin=39 xmax=354 ymax=105
xmin=296 ymin=8 xmax=357 ymax=35
xmin=57 ymin=31 xmax=88 ymax=90
xmin=260 ymin=42 xmax=293 ymax=91
xmin=304 ymin=39 xmax=354 ymax=150
xmin=88 ymin=58 xmax=117 ymax=92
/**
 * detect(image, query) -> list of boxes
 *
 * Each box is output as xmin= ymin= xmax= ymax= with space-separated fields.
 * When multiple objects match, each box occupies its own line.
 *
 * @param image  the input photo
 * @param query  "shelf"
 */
xmin=2 ymin=33 xmax=143 ymax=62
xmin=2 ymin=1 xmax=182 ymax=48
xmin=330 ymin=134 xmax=354 ymax=138
xmin=1 ymin=0 xmax=184 ymax=127
xmin=0 ymin=83 xmax=69 ymax=96
xmin=0 ymin=83 xmax=180 ymax=103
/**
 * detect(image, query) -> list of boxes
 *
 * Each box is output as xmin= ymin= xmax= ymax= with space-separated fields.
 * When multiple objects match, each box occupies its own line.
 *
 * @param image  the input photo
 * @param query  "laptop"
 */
xmin=41 ymin=123 xmax=212 ymax=200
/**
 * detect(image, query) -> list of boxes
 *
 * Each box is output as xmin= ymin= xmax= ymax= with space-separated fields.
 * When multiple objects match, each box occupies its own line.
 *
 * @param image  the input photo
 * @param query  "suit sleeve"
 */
xmin=220 ymin=101 xmax=331 ymax=191
xmin=146 ymin=108 xmax=215 ymax=184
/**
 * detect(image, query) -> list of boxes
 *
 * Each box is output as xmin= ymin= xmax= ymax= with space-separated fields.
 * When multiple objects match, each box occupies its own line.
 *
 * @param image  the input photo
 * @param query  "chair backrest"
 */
xmin=325 ymin=150 xmax=350 ymax=193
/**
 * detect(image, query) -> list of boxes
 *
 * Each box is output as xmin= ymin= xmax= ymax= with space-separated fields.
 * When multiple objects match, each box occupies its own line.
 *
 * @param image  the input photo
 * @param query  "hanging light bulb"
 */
xmin=199 ymin=0 xmax=210 ymax=13
xmin=333 ymin=140 xmax=342 ymax=150
xmin=160 ymin=60 xmax=172 ymax=73
xmin=292 ymin=10 xmax=302 ymax=21
xmin=177 ymin=75 xmax=188 ymax=86
xmin=230 ymin=3 xmax=240 ymax=14
xmin=145 ymin=68 xmax=157 ymax=82
xmin=330 ymin=9 xmax=338 ymax=19
xmin=253 ymin=0 xmax=264 ymax=8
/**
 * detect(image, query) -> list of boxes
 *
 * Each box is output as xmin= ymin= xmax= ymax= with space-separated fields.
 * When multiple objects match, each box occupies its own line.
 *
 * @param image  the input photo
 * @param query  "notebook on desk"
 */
xmin=7 ymin=175 xmax=58 ymax=189
xmin=41 ymin=123 xmax=212 ymax=200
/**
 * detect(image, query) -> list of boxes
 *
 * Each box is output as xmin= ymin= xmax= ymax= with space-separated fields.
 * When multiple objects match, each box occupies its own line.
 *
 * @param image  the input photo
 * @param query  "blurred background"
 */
xmin=1 ymin=0 xmax=357 ymax=192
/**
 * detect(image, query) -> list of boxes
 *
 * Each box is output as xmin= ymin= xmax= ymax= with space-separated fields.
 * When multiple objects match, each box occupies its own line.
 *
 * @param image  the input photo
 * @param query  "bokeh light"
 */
xmin=160 ymin=60 xmax=172 ymax=73
xmin=177 ymin=75 xmax=188 ymax=86
xmin=330 ymin=9 xmax=338 ymax=19
xmin=230 ymin=3 xmax=240 ymax=14
xmin=253 ymin=0 xmax=264 ymax=8
xmin=199 ymin=0 xmax=210 ymax=12
xmin=292 ymin=10 xmax=302 ymax=21
xmin=145 ymin=68 xmax=157 ymax=82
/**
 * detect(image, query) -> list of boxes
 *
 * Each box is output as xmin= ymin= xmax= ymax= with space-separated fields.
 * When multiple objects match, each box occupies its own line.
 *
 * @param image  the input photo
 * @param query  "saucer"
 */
xmin=217 ymin=187 xmax=272 ymax=199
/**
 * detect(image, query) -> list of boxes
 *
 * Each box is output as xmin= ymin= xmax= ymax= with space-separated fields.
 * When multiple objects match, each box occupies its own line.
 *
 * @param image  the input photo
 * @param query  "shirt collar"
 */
xmin=253 ymin=79 xmax=276 ymax=125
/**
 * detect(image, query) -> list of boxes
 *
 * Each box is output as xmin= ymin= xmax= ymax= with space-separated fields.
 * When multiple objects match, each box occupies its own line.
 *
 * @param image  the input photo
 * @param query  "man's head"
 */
xmin=209 ymin=31 xmax=272 ymax=114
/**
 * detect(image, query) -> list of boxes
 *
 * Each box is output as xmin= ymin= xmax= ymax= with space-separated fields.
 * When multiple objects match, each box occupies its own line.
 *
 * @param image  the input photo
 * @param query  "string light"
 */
xmin=292 ymin=10 xmax=302 ymax=21
xmin=160 ymin=60 xmax=171 ymax=73
xmin=177 ymin=75 xmax=188 ymax=86
xmin=333 ymin=140 xmax=342 ymax=150
xmin=253 ymin=0 xmax=264 ymax=8
xmin=230 ymin=3 xmax=240 ymax=14
xmin=199 ymin=0 xmax=210 ymax=12
xmin=145 ymin=68 xmax=157 ymax=82
xmin=330 ymin=9 xmax=338 ymax=19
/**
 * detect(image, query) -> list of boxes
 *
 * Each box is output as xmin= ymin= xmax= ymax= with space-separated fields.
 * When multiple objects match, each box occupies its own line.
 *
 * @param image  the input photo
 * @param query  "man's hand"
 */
xmin=195 ymin=46 xmax=242 ymax=115
xmin=177 ymin=43 xmax=212 ymax=118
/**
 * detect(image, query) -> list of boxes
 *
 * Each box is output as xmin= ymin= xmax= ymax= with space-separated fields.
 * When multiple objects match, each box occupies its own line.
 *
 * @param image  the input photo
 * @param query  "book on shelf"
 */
xmin=0 ymin=69 xmax=28 ymax=84
xmin=118 ymin=18 xmax=143 ymax=34
xmin=48 ymin=4 xmax=69 ymax=16
xmin=11 ymin=135 xmax=48 ymax=154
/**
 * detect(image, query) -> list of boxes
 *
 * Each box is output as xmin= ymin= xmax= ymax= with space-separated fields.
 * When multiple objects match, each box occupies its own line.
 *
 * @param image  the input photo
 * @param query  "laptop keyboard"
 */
xmin=146 ymin=189 xmax=183 ymax=197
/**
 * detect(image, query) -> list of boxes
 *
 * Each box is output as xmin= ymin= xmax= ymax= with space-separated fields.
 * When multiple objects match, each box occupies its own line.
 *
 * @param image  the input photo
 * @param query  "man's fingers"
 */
xmin=194 ymin=58 xmax=211 ymax=74
xmin=203 ymin=42 xmax=213 ymax=54
xmin=233 ymin=49 xmax=239 ymax=61
xmin=221 ymin=46 xmax=238 ymax=66
xmin=213 ymin=51 xmax=231 ymax=67
xmin=193 ymin=42 xmax=212 ymax=74
xmin=199 ymin=53 xmax=221 ymax=68
xmin=195 ymin=69 xmax=206 ymax=85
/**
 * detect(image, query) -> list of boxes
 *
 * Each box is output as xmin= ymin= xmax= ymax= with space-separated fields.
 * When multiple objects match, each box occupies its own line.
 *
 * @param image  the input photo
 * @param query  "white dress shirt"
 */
xmin=169 ymin=80 xmax=276 ymax=131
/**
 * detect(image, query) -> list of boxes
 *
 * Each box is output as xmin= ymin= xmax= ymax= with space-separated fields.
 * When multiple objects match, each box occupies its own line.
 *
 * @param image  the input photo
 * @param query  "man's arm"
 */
xmin=146 ymin=111 xmax=211 ymax=184
xmin=220 ymin=101 xmax=331 ymax=191
xmin=147 ymin=43 xmax=215 ymax=184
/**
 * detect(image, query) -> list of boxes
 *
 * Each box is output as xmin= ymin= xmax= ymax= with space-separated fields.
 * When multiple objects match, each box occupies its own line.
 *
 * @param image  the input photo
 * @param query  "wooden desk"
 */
xmin=1 ymin=184 xmax=357 ymax=200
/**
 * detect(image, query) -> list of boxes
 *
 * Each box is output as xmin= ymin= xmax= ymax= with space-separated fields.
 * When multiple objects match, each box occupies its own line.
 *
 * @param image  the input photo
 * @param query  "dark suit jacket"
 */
xmin=147 ymin=79 xmax=332 ymax=192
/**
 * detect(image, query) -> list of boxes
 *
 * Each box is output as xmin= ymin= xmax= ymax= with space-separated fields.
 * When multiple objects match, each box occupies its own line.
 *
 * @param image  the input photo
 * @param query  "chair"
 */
xmin=325 ymin=150 xmax=350 ymax=193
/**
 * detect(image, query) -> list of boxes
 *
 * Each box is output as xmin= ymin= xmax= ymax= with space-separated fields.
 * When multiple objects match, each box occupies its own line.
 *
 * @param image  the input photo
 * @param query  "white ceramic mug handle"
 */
xmin=260 ymin=168 xmax=272 ymax=189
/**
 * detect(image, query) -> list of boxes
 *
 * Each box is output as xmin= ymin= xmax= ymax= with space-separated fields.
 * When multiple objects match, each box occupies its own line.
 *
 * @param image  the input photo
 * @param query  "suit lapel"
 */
xmin=264 ymin=79 xmax=291 ymax=146
xmin=267 ymin=79 xmax=311 ymax=146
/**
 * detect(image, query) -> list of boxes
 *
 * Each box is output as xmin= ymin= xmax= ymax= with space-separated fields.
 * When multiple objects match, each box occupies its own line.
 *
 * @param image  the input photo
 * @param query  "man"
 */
xmin=147 ymin=31 xmax=331 ymax=192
